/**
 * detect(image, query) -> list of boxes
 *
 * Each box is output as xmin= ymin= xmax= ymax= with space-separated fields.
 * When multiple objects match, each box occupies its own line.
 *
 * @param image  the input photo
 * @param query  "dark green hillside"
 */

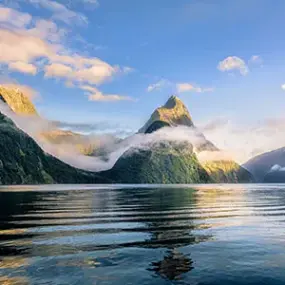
xmin=0 ymin=112 xmax=107 ymax=185
xmin=102 ymin=141 xmax=211 ymax=184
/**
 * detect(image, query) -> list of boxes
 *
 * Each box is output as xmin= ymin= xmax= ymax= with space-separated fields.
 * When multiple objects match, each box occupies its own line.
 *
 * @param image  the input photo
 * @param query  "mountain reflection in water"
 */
xmin=0 ymin=184 xmax=285 ymax=285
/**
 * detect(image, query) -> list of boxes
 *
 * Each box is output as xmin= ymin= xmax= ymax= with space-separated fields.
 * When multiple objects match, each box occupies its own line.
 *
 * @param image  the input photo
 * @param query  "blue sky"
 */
xmin=1 ymin=0 xmax=285 ymax=132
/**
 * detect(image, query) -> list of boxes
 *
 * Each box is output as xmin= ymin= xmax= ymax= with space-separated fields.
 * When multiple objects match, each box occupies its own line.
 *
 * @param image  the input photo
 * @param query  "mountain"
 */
xmin=139 ymin=95 xmax=194 ymax=133
xmin=0 ymin=88 xmax=253 ymax=184
xmin=244 ymin=147 xmax=285 ymax=182
xmin=263 ymin=170 xmax=285 ymax=183
xmin=0 ymin=85 xmax=38 ymax=115
xmin=0 ymin=85 xmax=98 ymax=156
xmin=104 ymin=96 xmax=254 ymax=184
xmin=202 ymin=161 xmax=254 ymax=183
xmin=263 ymin=166 xmax=285 ymax=183
xmin=102 ymin=141 xmax=211 ymax=184
xmin=0 ymin=111 xmax=107 ymax=185
xmin=139 ymin=96 xmax=217 ymax=151
xmin=39 ymin=129 xmax=98 ymax=156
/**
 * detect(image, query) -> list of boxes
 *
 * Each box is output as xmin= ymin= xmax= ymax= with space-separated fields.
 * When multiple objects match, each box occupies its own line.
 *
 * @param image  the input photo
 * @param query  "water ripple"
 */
xmin=1 ymin=185 xmax=285 ymax=284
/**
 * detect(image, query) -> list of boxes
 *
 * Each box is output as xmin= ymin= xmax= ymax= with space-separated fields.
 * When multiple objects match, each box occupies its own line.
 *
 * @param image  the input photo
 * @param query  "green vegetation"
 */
xmin=0 ymin=89 xmax=254 ymax=185
xmin=0 ymin=112 xmax=107 ymax=185
xmin=202 ymin=161 xmax=254 ymax=183
xmin=102 ymin=141 xmax=211 ymax=184
xmin=104 ymin=95 xmax=254 ymax=184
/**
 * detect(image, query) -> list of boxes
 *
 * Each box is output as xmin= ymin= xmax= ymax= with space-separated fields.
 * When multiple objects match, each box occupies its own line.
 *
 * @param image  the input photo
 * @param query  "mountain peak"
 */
xmin=139 ymin=95 xmax=194 ymax=133
xmin=164 ymin=95 xmax=182 ymax=109
xmin=0 ymin=85 xmax=38 ymax=116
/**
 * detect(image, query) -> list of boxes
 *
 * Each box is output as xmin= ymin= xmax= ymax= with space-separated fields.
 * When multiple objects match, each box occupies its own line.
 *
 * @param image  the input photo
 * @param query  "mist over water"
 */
xmin=1 ymin=184 xmax=285 ymax=285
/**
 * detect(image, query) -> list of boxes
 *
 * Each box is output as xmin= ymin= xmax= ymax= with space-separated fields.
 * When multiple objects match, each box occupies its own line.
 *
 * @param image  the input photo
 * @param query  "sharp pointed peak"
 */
xmin=138 ymin=95 xmax=194 ymax=133
xmin=163 ymin=95 xmax=184 ymax=108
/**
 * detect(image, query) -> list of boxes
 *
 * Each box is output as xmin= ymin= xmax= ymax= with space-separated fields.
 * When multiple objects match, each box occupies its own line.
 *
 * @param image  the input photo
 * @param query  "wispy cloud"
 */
xmin=122 ymin=66 xmax=135 ymax=74
xmin=218 ymin=56 xmax=249 ymax=75
xmin=27 ymin=0 xmax=88 ymax=26
xmin=81 ymin=0 xmax=99 ymax=5
xmin=0 ymin=6 xmax=32 ymax=27
xmin=176 ymin=83 xmax=214 ymax=93
xmin=199 ymin=116 xmax=285 ymax=164
xmin=249 ymin=55 xmax=262 ymax=64
xmin=147 ymin=79 xmax=170 ymax=92
xmin=81 ymin=85 xmax=133 ymax=102
xmin=8 ymin=61 xmax=37 ymax=75
xmin=52 ymin=119 xmax=133 ymax=135
xmin=249 ymin=55 xmax=263 ymax=68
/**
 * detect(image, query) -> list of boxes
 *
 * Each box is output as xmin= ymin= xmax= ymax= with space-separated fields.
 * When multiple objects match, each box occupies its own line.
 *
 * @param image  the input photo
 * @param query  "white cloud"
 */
xmin=200 ymin=116 xmax=285 ymax=164
xmin=0 ymin=28 xmax=55 ymax=64
xmin=177 ymin=83 xmax=214 ymax=93
xmin=28 ymin=0 xmax=88 ymax=25
xmin=281 ymin=84 xmax=285 ymax=90
xmin=218 ymin=56 xmax=249 ymax=75
xmin=29 ymin=19 xmax=66 ymax=42
xmin=44 ymin=58 xmax=116 ymax=85
xmin=147 ymin=79 xmax=169 ymax=92
xmin=249 ymin=55 xmax=263 ymax=66
xmin=122 ymin=66 xmax=135 ymax=74
xmin=80 ymin=85 xmax=133 ymax=102
xmin=82 ymin=0 xmax=99 ymax=4
xmin=271 ymin=165 xmax=285 ymax=172
xmin=0 ymin=6 xmax=32 ymax=27
xmin=44 ymin=63 xmax=72 ymax=77
xmin=0 ymin=6 xmax=131 ymax=103
xmin=250 ymin=55 xmax=261 ymax=62
xmin=8 ymin=61 xmax=37 ymax=75
xmin=0 ymin=7 xmax=124 ymax=85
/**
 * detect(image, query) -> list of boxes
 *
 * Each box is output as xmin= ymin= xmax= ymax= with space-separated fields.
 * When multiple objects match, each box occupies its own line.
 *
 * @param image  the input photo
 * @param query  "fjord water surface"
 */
xmin=0 ymin=184 xmax=285 ymax=285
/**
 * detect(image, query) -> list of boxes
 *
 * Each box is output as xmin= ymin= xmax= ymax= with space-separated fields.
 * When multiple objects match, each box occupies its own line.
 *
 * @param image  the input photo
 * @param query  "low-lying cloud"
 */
xmin=270 ymin=164 xmax=285 ymax=172
xmin=2 ymin=96 xmax=285 ymax=172
xmin=199 ymin=117 xmax=285 ymax=164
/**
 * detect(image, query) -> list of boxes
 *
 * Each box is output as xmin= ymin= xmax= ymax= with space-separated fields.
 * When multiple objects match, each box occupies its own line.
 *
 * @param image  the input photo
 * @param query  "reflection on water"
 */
xmin=0 ymin=184 xmax=285 ymax=284
xmin=149 ymin=249 xmax=194 ymax=281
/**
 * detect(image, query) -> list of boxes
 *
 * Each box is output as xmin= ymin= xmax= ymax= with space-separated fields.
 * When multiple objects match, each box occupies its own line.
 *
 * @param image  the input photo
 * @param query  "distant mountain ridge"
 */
xmin=244 ymin=147 xmax=285 ymax=182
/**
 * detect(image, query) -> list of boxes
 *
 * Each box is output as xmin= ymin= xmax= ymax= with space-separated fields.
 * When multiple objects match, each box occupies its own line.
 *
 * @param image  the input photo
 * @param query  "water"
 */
xmin=1 ymin=184 xmax=285 ymax=285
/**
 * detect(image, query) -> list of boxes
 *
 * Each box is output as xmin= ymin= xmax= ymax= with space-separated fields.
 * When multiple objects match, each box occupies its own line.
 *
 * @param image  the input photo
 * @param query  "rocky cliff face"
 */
xmin=139 ymin=96 xmax=194 ymax=133
xmin=0 ymin=85 xmax=98 ymax=156
xmin=0 ymin=86 xmax=38 ymax=116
